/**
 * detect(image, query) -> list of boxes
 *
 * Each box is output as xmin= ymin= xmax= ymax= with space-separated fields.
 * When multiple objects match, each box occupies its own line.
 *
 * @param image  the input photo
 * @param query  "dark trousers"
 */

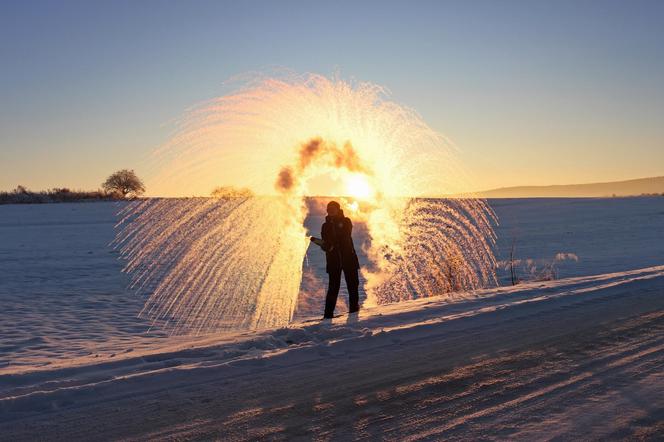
xmin=324 ymin=267 xmax=360 ymax=318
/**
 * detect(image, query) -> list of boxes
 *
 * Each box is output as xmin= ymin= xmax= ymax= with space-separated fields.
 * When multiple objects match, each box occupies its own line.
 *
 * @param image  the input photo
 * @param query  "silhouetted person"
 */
xmin=311 ymin=201 xmax=360 ymax=319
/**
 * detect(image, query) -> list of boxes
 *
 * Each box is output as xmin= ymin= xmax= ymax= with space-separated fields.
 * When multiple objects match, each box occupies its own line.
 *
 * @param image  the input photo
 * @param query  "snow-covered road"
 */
xmin=2 ymin=265 xmax=663 ymax=440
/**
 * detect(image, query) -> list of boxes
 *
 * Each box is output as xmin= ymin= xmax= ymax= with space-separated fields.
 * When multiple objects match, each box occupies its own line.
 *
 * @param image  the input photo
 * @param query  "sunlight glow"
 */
xmin=344 ymin=173 xmax=374 ymax=200
xmin=346 ymin=199 xmax=360 ymax=213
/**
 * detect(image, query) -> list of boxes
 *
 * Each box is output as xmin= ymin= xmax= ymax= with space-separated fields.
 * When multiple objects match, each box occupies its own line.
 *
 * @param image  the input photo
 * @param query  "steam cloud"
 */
xmin=275 ymin=137 xmax=371 ymax=192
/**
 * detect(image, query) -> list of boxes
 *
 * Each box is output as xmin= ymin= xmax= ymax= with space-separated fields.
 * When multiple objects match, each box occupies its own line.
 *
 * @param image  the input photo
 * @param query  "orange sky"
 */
xmin=1 ymin=1 xmax=663 ymax=194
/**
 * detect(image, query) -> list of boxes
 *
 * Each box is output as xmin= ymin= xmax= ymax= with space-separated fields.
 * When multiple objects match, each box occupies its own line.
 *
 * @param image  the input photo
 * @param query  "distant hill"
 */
xmin=476 ymin=176 xmax=664 ymax=198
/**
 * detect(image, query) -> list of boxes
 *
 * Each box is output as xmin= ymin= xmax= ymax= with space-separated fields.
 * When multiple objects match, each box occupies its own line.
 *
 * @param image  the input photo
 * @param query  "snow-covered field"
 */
xmin=1 ymin=197 xmax=663 ymax=440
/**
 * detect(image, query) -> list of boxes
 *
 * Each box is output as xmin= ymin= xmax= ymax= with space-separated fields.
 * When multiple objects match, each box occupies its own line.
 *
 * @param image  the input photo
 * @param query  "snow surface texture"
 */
xmin=0 ymin=198 xmax=664 ymax=373
xmin=1 ymin=197 xmax=663 ymax=439
xmin=1 ymin=198 xmax=662 ymax=374
xmin=2 ymin=266 xmax=664 ymax=440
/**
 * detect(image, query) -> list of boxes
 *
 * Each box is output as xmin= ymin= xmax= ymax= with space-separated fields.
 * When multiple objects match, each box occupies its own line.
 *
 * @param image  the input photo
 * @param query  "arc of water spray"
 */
xmin=115 ymin=72 xmax=497 ymax=334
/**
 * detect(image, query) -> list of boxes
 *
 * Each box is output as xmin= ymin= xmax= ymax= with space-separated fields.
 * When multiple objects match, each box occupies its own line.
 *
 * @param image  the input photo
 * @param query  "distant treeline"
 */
xmin=0 ymin=185 xmax=127 ymax=205
xmin=2 ymin=170 xmax=146 ymax=205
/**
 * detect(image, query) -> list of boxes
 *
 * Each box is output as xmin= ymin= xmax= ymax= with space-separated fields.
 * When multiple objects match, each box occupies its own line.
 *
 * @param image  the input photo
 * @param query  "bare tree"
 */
xmin=102 ymin=169 xmax=145 ymax=198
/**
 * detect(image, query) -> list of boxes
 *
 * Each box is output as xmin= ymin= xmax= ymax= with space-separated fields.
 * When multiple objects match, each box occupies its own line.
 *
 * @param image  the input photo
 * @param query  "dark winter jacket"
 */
xmin=321 ymin=210 xmax=360 ymax=273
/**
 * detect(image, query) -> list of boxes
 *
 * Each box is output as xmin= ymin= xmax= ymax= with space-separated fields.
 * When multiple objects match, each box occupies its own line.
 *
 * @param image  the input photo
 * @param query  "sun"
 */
xmin=344 ymin=173 xmax=374 ymax=200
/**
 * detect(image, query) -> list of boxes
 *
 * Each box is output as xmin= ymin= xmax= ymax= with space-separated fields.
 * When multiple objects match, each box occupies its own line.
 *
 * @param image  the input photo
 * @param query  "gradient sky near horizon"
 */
xmin=1 ymin=0 xmax=663 ymax=194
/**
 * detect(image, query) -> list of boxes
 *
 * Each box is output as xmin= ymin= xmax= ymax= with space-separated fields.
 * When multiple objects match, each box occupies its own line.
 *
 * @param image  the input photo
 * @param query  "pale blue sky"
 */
xmin=1 ymin=0 xmax=663 ymax=192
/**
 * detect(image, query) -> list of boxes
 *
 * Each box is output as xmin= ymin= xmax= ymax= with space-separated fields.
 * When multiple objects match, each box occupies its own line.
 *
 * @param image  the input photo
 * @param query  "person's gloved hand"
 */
xmin=310 ymin=237 xmax=328 ymax=250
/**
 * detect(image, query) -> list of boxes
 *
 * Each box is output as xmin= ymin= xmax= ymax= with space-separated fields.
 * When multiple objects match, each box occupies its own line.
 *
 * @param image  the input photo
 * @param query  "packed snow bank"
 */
xmin=2 ymin=265 xmax=664 ymax=440
xmin=1 ymin=199 xmax=663 ymax=439
xmin=4 ymin=264 xmax=661 ymax=380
